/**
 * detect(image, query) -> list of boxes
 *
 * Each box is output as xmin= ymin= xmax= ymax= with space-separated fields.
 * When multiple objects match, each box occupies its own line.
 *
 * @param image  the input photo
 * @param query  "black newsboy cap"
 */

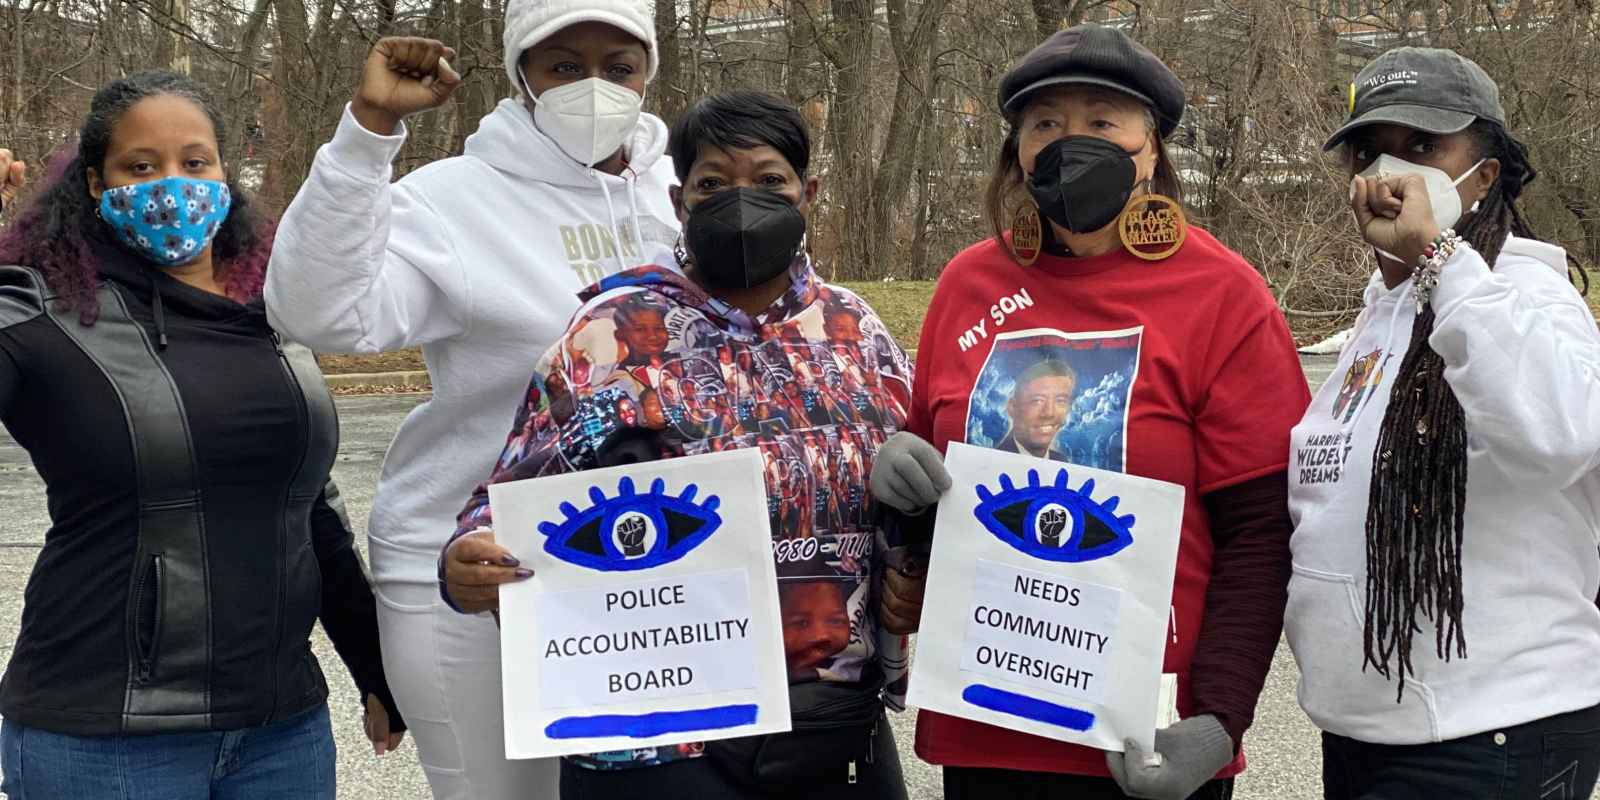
xmin=999 ymin=24 xmax=1186 ymax=137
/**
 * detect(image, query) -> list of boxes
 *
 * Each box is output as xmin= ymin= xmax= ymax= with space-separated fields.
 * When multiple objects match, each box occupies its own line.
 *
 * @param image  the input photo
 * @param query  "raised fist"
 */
xmin=1037 ymin=507 xmax=1068 ymax=548
xmin=616 ymin=515 xmax=648 ymax=557
xmin=351 ymin=37 xmax=462 ymax=135
xmin=1350 ymin=172 xmax=1443 ymax=268
xmin=0 ymin=149 xmax=26 ymax=213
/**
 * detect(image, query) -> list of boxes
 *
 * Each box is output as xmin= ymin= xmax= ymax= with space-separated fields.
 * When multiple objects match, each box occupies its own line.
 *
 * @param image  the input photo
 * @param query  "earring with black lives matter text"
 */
xmin=1118 ymin=189 xmax=1187 ymax=262
xmin=1011 ymin=200 xmax=1042 ymax=266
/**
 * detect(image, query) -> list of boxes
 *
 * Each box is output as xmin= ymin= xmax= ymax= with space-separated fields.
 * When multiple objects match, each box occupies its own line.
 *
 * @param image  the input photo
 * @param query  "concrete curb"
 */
xmin=322 ymin=370 xmax=432 ymax=391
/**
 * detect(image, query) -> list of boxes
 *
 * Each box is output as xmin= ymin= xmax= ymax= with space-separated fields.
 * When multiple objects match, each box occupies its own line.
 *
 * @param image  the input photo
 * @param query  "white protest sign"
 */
xmin=490 ymin=448 xmax=790 ymax=759
xmin=906 ymin=442 xmax=1184 ymax=753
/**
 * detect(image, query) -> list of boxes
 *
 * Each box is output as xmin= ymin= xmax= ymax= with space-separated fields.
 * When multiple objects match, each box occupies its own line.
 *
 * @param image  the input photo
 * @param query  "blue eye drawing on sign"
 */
xmin=538 ymin=477 xmax=723 ymax=572
xmin=973 ymin=468 xmax=1135 ymax=562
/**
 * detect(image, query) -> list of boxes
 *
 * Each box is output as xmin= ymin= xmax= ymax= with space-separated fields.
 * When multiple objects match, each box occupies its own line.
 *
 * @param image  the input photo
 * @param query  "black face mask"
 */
xmin=1027 ymin=136 xmax=1139 ymax=234
xmin=684 ymin=188 xmax=806 ymax=290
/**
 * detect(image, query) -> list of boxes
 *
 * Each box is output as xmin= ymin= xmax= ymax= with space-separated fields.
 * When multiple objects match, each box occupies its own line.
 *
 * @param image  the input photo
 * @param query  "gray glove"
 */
xmin=870 ymin=432 xmax=952 ymax=513
xmin=1105 ymin=715 xmax=1233 ymax=800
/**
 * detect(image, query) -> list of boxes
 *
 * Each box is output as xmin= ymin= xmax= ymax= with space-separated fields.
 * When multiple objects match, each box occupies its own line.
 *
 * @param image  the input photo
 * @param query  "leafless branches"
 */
xmin=3 ymin=0 xmax=1595 ymax=326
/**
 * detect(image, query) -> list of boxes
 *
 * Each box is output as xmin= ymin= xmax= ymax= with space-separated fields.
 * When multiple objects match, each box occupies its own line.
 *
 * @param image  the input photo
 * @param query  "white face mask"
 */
xmin=523 ymin=76 xmax=643 ymax=167
xmin=1356 ymin=153 xmax=1486 ymax=235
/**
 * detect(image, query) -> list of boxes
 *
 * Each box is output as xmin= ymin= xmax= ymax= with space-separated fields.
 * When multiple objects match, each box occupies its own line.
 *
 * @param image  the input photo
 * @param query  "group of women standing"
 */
xmin=0 ymin=0 xmax=1596 ymax=797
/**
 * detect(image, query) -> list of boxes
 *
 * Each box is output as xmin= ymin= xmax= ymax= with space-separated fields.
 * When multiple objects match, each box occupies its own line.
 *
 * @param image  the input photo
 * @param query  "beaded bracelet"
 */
xmin=1411 ymin=229 xmax=1462 ymax=313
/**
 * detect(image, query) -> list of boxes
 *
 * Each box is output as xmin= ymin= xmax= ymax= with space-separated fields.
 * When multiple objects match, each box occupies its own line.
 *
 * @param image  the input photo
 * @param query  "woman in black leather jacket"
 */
xmin=0 ymin=72 xmax=403 ymax=799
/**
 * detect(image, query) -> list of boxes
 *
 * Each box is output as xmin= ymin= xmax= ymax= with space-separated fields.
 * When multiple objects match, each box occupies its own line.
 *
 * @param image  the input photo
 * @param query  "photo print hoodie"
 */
xmin=448 ymin=259 xmax=916 ymax=769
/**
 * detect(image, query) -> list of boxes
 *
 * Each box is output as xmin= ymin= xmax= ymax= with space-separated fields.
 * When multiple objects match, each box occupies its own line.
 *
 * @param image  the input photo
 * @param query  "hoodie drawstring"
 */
xmin=625 ymin=178 xmax=645 ymax=259
xmin=593 ymin=174 xmax=628 ymax=274
xmin=148 ymin=270 xmax=169 ymax=350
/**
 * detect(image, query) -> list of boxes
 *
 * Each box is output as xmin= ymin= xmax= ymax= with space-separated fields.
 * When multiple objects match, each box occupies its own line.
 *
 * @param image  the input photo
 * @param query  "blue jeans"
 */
xmin=0 ymin=704 xmax=335 ymax=800
xmin=1323 ymin=704 xmax=1600 ymax=799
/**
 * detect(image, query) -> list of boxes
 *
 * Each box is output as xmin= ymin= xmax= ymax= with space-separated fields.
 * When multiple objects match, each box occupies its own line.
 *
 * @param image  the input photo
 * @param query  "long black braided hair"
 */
xmin=1362 ymin=119 xmax=1588 ymax=698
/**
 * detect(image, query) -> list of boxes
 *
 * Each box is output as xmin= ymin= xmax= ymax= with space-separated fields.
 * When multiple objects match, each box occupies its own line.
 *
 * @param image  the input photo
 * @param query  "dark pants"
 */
xmin=1322 ymin=704 xmax=1600 ymax=799
xmin=943 ymin=766 xmax=1234 ymax=800
xmin=559 ymin=714 xmax=906 ymax=800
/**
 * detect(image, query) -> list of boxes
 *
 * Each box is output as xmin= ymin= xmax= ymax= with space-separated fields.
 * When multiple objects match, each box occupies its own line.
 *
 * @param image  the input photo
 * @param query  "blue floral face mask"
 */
xmin=100 ymin=176 xmax=232 ymax=267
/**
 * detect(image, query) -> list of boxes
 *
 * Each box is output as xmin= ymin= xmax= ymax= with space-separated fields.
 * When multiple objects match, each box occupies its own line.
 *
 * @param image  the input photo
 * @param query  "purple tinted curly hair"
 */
xmin=0 ymin=71 xmax=273 ymax=324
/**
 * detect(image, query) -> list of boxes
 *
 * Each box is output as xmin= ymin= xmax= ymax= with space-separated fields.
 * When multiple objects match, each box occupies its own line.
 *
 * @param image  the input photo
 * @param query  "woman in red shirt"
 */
xmin=871 ymin=24 xmax=1309 ymax=800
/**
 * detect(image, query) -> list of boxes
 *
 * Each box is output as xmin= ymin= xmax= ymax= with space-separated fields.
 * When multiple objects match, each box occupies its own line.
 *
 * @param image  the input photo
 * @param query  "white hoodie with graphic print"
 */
xmin=1286 ymin=236 xmax=1600 ymax=745
xmin=265 ymin=99 xmax=680 ymax=587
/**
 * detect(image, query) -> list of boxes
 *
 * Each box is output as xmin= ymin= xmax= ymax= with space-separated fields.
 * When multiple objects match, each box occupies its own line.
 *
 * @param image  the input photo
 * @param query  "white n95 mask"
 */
xmin=525 ymin=76 xmax=643 ymax=167
xmin=1357 ymin=153 xmax=1485 ymax=234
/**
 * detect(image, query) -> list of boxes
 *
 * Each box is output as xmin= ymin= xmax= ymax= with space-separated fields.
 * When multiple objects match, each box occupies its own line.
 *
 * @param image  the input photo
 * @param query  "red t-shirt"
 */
xmin=908 ymin=228 xmax=1308 ymax=778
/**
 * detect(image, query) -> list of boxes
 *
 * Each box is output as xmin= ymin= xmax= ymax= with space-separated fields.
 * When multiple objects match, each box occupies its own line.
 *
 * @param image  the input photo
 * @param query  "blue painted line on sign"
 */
xmin=545 ymin=704 xmax=759 ymax=739
xmin=961 ymin=684 xmax=1095 ymax=731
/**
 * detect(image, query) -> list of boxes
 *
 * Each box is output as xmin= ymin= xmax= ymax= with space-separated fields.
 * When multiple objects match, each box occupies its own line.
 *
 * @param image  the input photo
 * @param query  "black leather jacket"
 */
xmin=0 ymin=259 xmax=402 ymax=735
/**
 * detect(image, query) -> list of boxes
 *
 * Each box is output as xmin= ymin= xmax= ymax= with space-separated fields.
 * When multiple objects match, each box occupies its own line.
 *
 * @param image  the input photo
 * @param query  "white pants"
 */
xmin=376 ymin=582 xmax=558 ymax=800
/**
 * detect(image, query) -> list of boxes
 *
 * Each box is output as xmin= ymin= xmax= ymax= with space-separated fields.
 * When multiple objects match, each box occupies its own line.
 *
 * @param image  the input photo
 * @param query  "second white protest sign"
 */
xmin=907 ymin=442 xmax=1184 ymax=754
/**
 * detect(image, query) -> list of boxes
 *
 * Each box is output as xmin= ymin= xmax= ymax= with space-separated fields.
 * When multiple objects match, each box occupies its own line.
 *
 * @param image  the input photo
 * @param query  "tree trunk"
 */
xmin=908 ymin=164 xmax=932 ymax=277
xmin=267 ymin=0 xmax=320 ymax=209
xmin=824 ymin=0 xmax=878 ymax=278
xmin=868 ymin=0 xmax=950 ymax=277
xmin=792 ymin=0 xmax=875 ymax=277
xmin=782 ymin=0 xmax=808 ymax=101
xmin=1033 ymin=0 xmax=1110 ymax=39
xmin=1560 ymin=191 xmax=1600 ymax=272
xmin=152 ymin=0 xmax=176 ymax=70
xmin=222 ymin=0 xmax=273 ymax=165
xmin=1033 ymin=0 xmax=1059 ymax=37
xmin=454 ymin=0 xmax=494 ymax=153
xmin=169 ymin=0 xmax=190 ymax=74
xmin=653 ymin=0 xmax=686 ymax=121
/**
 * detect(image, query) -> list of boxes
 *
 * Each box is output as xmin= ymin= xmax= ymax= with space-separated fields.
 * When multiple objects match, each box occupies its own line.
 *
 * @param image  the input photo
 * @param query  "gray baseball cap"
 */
xmin=1323 ymin=47 xmax=1506 ymax=151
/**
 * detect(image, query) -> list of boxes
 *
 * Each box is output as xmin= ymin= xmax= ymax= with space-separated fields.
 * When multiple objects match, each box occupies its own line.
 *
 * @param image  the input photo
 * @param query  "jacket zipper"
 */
xmin=131 ymin=554 xmax=165 ymax=683
xmin=268 ymin=331 xmax=311 ymax=722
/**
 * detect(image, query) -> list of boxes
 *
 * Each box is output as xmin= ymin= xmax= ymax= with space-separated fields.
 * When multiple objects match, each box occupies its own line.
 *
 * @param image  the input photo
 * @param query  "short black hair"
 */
xmin=1015 ymin=358 xmax=1076 ymax=390
xmin=668 ymin=91 xmax=811 ymax=183
xmin=613 ymin=295 xmax=667 ymax=328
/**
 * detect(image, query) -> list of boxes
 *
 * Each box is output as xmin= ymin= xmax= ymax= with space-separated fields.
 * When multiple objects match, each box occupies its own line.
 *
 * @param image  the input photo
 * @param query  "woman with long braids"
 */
xmin=0 ymin=72 xmax=404 ymax=797
xmin=1287 ymin=47 xmax=1600 ymax=797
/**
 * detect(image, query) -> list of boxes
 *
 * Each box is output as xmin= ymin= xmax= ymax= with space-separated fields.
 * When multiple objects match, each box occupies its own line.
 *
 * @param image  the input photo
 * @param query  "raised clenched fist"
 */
xmin=0 ymin=149 xmax=26 ymax=213
xmin=1038 ymin=507 xmax=1068 ymax=548
xmin=616 ymin=515 xmax=648 ymax=556
xmin=1350 ymin=172 xmax=1442 ymax=269
xmin=351 ymin=37 xmax=462 ymax=135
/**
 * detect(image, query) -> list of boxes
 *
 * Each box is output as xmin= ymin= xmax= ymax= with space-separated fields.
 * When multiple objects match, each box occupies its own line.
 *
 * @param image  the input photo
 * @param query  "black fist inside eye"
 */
xmin=616 ymin=516 xmax=648 ymax=557
xmin=1037 ymin=507 xmax=1068 ymax=547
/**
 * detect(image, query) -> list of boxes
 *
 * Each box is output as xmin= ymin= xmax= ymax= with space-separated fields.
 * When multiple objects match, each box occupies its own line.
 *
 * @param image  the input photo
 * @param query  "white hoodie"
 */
xmin=1286 ymin=236 xmax=1600 ymax=744
xmin=265 ymin=99 xmax=680 ymax=587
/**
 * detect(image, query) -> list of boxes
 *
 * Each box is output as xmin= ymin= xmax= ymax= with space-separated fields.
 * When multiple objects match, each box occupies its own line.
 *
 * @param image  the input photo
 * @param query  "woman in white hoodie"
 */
xmin=1287 ymin=47 xmax=1600 ymax=798
xmin=262 ymin=1 xmax=677 ymax=797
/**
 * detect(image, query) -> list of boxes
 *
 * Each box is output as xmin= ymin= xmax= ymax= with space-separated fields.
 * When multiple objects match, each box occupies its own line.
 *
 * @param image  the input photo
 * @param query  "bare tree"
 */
xmin=3 ymin=0 xmax=1594 ymax=330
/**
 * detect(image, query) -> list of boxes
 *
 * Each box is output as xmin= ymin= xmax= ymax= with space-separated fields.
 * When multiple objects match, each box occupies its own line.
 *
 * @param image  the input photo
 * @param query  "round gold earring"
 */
xmin=1118 ymin=193 xmax=1187 ymax=262
xmin=1010 ymin=201 xmax=1042 ymax=266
